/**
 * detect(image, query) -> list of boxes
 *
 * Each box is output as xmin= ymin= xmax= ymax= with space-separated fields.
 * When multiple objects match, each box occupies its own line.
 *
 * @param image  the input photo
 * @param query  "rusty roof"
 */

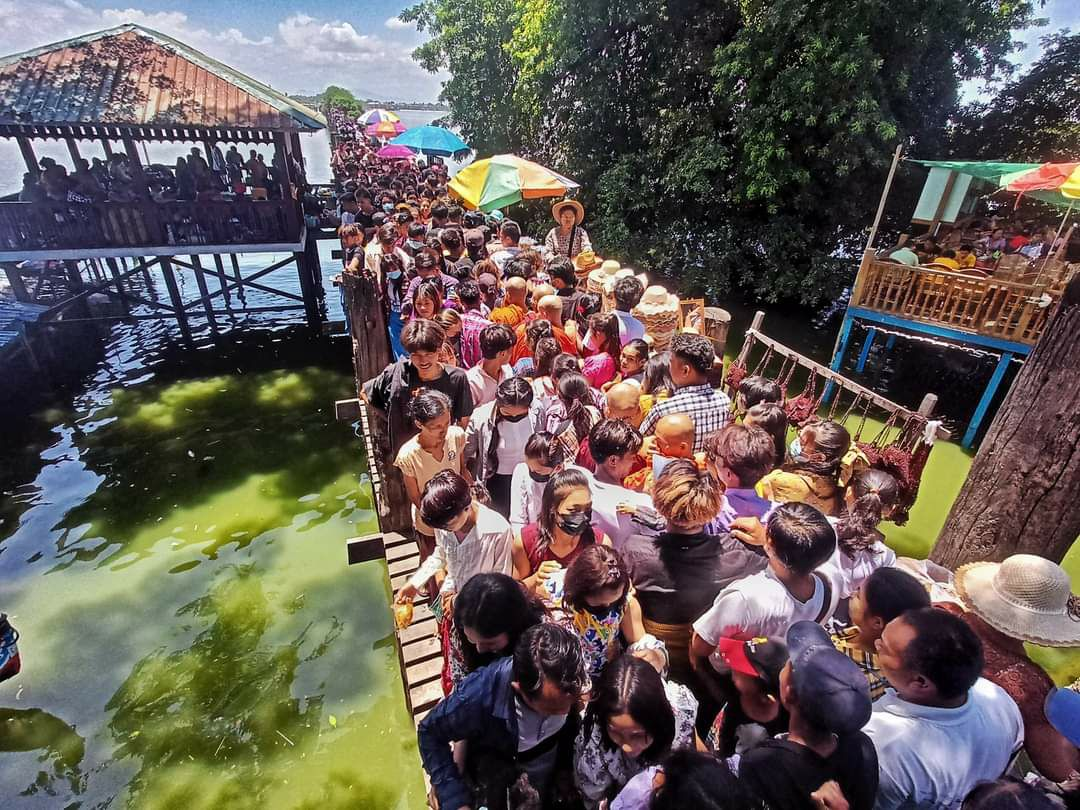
xmin=0 ymin=24 xmax=325 ymax=132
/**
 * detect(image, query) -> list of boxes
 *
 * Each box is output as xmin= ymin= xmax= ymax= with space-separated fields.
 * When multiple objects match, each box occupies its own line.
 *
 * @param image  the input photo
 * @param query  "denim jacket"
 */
xmin=418 ymin=657 xmax=520 ymax=810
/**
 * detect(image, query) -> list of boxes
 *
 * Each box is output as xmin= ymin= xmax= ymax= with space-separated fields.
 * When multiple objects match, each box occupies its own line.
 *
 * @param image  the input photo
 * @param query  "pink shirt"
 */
xmin=465 ymin=363 xmax=514 ymax=406
xmin=582 ymin=352 xmax=617 ymax=389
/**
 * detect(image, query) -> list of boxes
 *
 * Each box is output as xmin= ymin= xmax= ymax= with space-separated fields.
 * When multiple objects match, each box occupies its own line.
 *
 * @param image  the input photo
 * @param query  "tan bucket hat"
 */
xmin=954 ymin=554 xmax=1080 ymax=647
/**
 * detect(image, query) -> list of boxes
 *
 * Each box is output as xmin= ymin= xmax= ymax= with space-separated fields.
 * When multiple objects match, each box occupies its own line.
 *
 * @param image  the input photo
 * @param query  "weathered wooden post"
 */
xmin=931 ymin=275 xmax=1080 ymax=567
xmin=341 ymin=266 xmax=412 ymax=534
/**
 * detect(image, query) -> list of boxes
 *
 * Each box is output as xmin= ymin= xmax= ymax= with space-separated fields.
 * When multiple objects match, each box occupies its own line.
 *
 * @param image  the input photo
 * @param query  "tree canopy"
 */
xmin=950 ymin=32 xmax=1080 ymax=162
xmin=321 ymin=85 xmax=365 ymax=117
xmin=405 ymin=0 xmax=1044 ymax=303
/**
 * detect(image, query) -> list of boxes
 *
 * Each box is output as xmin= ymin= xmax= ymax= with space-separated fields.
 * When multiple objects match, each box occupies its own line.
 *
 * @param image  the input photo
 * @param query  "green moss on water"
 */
xmin=0 ymin=366 xmax=424 ymax=808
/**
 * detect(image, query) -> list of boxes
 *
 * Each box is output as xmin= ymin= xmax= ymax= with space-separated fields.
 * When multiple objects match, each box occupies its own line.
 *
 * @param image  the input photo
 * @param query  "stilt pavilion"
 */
xmin=0 ymin=24 xmax=327 ymax=338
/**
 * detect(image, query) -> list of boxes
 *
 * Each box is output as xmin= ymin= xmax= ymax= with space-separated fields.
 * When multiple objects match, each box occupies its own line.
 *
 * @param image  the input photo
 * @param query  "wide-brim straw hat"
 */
xmin=588 ymin=259 xmax=621 ymax=287
xmin=575 ymin=249 xmax=601 ymax=272
xmin=552 ymin=198 xmax=585 ymax=225
xmin=954 ymin=555 xmax=1080 ymax=647
xmin=634 ymin=284 xmax=680 ymax=316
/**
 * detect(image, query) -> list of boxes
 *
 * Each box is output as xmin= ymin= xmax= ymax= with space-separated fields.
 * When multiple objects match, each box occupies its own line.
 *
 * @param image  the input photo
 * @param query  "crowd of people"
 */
xmin=334 ymin=110 xmax=1080 ymax=810
xmin=883 ymin=214 xmax=1075 ymax=274
xmin=19 ymin=144 xmax=302 ymax=206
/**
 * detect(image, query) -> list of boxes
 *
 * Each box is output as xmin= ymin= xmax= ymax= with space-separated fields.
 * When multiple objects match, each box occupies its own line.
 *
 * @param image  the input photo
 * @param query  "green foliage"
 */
xmin=409 ymin=0 xmax=1041 ymax=304
xmin=402 ymin=0 xmax=529 ymax=153
xmin=321 ymin=85 xmax=365 ymax=117
xmin=951 ymin=32 xmax=1080 ymax=161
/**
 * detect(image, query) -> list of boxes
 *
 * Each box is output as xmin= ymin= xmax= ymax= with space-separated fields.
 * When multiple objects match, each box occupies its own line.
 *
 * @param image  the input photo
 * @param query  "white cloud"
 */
xmin=0 ymin=3 xmax=444 ymax=101
xmin=384 ymin=16 xmax=413 ymax=30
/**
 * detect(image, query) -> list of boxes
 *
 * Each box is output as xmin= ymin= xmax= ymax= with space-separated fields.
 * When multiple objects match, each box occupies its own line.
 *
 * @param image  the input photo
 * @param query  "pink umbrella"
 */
xmin=377 ymin=144 xmax=416 ymax=160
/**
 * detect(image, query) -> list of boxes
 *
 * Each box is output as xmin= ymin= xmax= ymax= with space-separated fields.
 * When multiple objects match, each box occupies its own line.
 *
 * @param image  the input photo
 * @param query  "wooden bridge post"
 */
xmin=342 ymin=266 xmax=412 ymax=534
xmin=212 ymin=254 xmax=232 ymax=307
xmin=159 ymin=257 xmax=192 ymax=343
xmin=105 ymin=257 xmax=131 ymax=315
xmin=2 ymin=263 xmax=30 ymax=302
xmin=190 ymin=254 xmax=218 ymax=332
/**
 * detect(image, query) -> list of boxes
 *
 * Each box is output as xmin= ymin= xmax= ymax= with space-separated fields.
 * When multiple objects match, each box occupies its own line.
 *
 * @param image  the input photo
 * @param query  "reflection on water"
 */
xmin=0 ymin=318 xmax=425 ymax=808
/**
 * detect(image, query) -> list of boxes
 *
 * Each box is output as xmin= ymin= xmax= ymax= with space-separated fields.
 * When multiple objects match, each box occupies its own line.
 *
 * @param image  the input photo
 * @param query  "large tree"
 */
xmin=405 ymin=0 xmax=1038 ymax=304
xmin=932 ymin=275 xmax=1080 ymax=568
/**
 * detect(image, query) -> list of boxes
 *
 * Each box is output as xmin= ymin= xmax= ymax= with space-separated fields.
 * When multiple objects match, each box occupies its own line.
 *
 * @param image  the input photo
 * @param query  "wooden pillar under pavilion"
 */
xmin=16 ymin=135 xmax=37 ymax=174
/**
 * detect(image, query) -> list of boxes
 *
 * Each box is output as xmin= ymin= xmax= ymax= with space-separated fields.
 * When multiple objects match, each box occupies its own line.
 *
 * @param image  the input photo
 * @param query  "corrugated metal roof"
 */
xmin=0 ymin=24 xmax=326 ymax=131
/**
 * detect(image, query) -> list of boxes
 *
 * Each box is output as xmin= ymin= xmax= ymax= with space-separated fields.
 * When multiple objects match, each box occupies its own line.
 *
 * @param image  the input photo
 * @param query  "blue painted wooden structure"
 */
xmin=829 ymin=251 xmax=1058 ymax=448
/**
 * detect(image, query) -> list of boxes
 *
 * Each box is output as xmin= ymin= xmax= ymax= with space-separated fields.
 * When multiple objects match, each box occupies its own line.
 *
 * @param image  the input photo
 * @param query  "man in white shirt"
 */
xmin=690 ymin=503 xmax=838 ymax=676
xmin=574 ymin=419 xmax=655 ymax=547
xmin=865 ymin=607 xmax=1023 ymax=810
xmin=489 ymin=220 xmax=524 ymax=273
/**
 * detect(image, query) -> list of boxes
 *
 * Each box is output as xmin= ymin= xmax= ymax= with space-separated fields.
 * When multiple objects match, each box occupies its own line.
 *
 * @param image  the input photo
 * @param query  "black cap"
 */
xmin=786 ymin=622 xmax=872 ymax=734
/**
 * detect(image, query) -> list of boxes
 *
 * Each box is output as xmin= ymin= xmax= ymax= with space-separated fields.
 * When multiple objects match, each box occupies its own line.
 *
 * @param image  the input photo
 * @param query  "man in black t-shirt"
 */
xmin=738 ymin=621 xmax=877 ymax=810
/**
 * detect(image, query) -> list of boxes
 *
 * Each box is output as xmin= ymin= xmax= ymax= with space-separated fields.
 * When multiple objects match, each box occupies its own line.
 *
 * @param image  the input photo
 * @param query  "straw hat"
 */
xmin=575 ymin=249 xmax=601 ymax=272
xmin=634 ymin=285 xmax=680 ymax=316
xmin=588 ymin=259 xmax=622 ymax=287
xmin=954 ymin=555 xmax=1080 ymax=647
xmin=551 ymin=198 xmax=585 ymax=225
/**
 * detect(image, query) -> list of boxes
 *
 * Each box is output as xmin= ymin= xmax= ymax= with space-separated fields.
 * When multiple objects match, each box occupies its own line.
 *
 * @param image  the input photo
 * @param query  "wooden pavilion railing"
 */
xmin=850 ymin=256 xmax=1060 ymax=346
xmin=0 ymin=199 xmax=298 ymax=252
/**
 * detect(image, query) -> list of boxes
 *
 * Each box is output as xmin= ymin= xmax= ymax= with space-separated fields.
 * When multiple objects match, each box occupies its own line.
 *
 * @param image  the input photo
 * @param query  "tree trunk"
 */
xmin=931 ymin=275 xmax=1080 ymax=568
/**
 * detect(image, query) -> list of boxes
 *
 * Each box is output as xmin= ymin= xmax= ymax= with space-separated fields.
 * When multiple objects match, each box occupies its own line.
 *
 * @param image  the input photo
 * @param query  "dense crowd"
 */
xmin=336 ymin=119 xmax=1080 ymax=810
xmin=883 ymin=215 xmax=1075 ymax=273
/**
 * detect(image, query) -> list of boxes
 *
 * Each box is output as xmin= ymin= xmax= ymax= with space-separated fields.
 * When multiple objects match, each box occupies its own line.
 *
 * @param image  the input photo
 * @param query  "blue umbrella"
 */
xmin=390 ymin=126 xmax=471 ymax=158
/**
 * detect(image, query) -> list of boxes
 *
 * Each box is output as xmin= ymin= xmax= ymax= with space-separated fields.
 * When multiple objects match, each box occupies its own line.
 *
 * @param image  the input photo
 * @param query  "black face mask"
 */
xmin=501 ymin=412 xmax=528 ymax=423
xmin=529 ymin=470 xmax=551 ymax=483
xmin=557 ymin=509 xmax=592 ymax=536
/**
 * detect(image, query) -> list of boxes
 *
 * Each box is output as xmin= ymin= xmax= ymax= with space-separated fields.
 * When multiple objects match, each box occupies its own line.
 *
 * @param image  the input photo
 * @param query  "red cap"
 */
xmin=715 ymin=637 xmax=759 ymax=678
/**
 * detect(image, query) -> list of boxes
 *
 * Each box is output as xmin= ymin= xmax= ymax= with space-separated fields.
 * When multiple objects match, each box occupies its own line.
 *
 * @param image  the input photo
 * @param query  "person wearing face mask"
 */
xmin=541 ymin=545 xmax=661 ymax=679
xmin=509 ymin=432 xmax=565 ymax=534
xmin=394 ymin=470 xmax=515 ymax=693
xmin=465 ymin=377 xmax=538 ymax=518
xmin=512 ymin=468 xmax=610 ymax=596
xmin=574 ymin=654 xmax=697 ymax=809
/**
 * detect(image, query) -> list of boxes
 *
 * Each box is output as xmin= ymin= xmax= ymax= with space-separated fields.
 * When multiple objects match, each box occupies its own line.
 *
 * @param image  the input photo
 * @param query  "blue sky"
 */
xmin=0 ymin=0 xmax=1074 ymax=103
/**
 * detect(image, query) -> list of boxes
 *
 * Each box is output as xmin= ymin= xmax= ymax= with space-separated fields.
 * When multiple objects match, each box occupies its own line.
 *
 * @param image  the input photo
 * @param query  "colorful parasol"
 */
xmin=359 ymin=108 xmax=401 ymax=126
xmin=376 ymin=144 xmax=416 ymax=160
xmin=366 ymin=119 xmax=407 ymax=138
xmin=390 ymin=125 xmax=470 ymax=157
xmin=1003 ymin=162 xmax=1080 ymax=201
xmin=448 ymin=154 xmax=580 ymax=212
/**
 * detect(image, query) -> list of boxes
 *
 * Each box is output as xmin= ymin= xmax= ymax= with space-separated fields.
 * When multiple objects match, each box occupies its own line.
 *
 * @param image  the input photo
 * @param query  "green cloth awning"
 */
xmin=907 ymin=160 xmax=1076 ymax=209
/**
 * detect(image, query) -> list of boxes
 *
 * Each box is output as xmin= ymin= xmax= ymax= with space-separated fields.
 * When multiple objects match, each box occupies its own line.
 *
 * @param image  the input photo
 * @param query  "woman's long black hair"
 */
xmin=582 ymin=654 xmax=675 ymax=765
xmin=536 ymin=468 xmax=595 ymax=556
xmin=556 ymin=372 xmax=594 ymax=448
xmin=483 ymin=377 xmax=534 ymax=480
xmin=453 ymin=573 xmax=547 ymax=673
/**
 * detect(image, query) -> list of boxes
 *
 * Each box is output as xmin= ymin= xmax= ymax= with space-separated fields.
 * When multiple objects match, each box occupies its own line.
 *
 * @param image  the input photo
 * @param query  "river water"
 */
xmin=0 ymin=110 xmax=450 ymax=809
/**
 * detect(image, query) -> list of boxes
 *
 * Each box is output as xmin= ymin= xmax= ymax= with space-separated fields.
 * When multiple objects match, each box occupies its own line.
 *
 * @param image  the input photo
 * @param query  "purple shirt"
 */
xmin=459 ymin=309 xmax=492 ymax=369
xmin=705 ymin=488 xmax=776 ymax=534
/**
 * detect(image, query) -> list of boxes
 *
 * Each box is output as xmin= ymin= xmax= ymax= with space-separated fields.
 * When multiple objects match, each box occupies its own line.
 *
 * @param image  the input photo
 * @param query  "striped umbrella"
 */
xmin=359 ymin=108 xmax=401 ymax=126
xmin=448 ymin=154 xmax=580 ymax=212
xmin=366 ymin=119 xmax=407 ymax=138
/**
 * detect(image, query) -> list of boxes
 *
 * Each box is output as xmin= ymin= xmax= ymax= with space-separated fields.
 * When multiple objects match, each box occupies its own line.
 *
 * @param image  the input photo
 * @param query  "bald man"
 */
xmin=490 ymin=275 xmax=527 ymax=327
xmin=510 ymin=292 xmax=578 ymax=362
xmin=605 ymin=382 xmax=644 ymax=429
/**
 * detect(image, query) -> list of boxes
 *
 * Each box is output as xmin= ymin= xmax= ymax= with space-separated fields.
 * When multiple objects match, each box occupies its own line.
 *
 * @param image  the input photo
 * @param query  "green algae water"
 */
xmin=0 ymin=317 xmax=426 ymax=808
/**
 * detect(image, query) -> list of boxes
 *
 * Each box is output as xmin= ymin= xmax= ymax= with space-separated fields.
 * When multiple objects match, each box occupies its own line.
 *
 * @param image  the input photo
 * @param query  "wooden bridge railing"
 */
xmin=0 ymin=198 xmax=298 ymax=253
xmin=850 ymin=256 xmax=1059 ymax=346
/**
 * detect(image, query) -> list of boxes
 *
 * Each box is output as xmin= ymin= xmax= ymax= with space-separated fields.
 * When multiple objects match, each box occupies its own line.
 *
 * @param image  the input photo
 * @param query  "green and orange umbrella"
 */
xmin=449 ymin=154 xmax=580 ymax=212
xmin=1002 ymin=162 xmax=1080 ymax=203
